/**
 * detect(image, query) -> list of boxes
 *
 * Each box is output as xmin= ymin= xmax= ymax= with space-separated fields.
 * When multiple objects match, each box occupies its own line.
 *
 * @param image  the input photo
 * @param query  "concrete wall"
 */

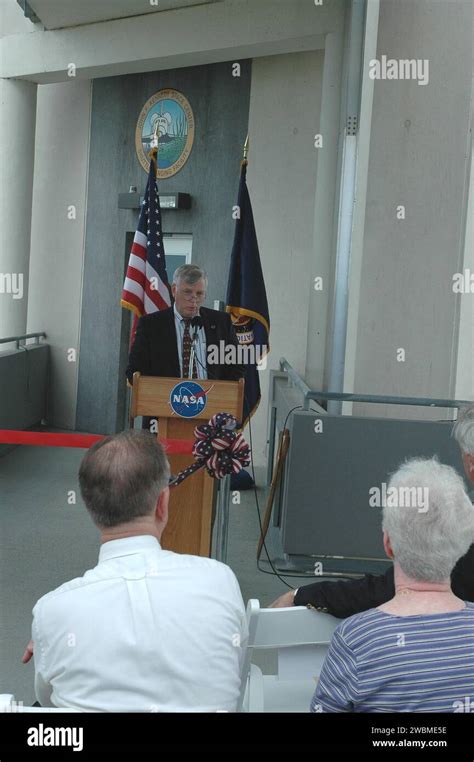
xmin=349 ymin=0 xmax=473 ymax=420
xmin=0 ymin=78 xmax=37 ymax=340
xmin=26 ymin=80 xmax=92 ymax=429
xmin=245 ymin=50 xmax=325 ymax=463
xmin=0 ymin=0 xmax=40 ymax=37
xmin=455 ymin=144 xmax=474 ymax=402
xmin=76 ymin=61 xmax=252 ymax=434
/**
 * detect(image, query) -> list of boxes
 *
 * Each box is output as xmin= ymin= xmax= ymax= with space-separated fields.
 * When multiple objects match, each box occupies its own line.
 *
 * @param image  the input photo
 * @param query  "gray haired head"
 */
xmin=382 ymin=457 xmax=474 ymax=582
xmin=172 ymin=264 xmax=208 ymax=288
xmin=452 ymin=405 xmax=474 ymax=454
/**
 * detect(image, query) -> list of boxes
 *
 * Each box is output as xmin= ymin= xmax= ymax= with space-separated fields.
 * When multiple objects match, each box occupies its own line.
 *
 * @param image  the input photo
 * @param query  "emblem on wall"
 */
xmin=135 ymin=88 xmax=195 ymax=178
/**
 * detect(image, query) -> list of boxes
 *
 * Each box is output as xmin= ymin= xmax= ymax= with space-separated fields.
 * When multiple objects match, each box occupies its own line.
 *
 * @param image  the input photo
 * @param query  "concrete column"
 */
xmin=454 ymin=143 xmax=474 ymax=402
xmin=304 ymin=27 xmax=344 ymax=392
xmin=0 ymin=78 xmax=37 ymax=339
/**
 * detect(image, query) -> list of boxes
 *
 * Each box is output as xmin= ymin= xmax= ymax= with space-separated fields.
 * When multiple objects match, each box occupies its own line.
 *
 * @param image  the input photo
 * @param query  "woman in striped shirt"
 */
xmin=311 ymin=457 xmax=474 ymax=713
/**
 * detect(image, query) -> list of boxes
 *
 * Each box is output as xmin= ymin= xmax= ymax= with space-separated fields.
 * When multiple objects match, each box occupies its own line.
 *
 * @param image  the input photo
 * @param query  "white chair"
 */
xmin=0 ymin=694 xmax=80 ymax=713
xmin=238 ymin=599 xmax=339 ymax=712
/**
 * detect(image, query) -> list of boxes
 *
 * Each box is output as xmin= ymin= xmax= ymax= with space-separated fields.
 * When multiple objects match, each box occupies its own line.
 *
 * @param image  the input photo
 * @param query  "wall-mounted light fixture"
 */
xmin=118 ymin=191 xmax=191 ymax=211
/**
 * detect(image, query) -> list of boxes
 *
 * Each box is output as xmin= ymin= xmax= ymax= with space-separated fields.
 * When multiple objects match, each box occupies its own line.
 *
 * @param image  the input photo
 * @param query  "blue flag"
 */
xmin=226 ymin=160 xmax=270 ymax=424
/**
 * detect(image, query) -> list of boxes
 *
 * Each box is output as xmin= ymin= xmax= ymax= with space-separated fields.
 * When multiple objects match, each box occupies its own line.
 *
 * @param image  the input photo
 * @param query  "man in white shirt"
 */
xmin=26 ymin=430 xmax=248 ymax=712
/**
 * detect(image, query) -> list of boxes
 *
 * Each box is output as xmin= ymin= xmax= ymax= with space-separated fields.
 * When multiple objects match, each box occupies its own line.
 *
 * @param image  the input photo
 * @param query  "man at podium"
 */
xmin=126 ymin=264 xmax=244 ymax=384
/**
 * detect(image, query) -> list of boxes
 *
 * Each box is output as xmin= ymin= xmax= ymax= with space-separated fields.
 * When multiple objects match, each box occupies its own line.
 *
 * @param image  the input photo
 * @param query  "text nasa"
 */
xmin=172 ymin=392 xmax=205 ymax=406
xmin=27 ymin=724 xmax=84 ymax=752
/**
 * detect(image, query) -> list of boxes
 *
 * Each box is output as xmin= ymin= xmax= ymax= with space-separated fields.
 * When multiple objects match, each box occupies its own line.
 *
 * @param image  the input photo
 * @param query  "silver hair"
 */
xmin=172 ymin=264 xmax=208 ymax=288
xmin=452 ymin=405 xmax=474 ymax=454
xmin=382 ymin=457 xmax=474 ymax=582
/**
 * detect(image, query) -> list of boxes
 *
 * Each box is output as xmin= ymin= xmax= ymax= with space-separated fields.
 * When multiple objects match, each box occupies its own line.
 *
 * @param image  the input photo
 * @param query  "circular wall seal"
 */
xmin=135 ymin=89 xmax=195 ymax=178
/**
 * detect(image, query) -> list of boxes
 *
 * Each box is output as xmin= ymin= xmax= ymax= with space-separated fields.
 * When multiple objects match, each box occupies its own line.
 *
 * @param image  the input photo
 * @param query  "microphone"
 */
xmin=188 ymin=312 xmax=203 ymax=378
xmin=190 ymin=314 xmax=203 ymax=335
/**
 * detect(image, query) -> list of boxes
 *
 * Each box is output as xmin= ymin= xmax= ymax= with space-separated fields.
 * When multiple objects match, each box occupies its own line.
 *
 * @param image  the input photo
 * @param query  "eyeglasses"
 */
xmin=178 ymin=289 xmax=206 ymax=302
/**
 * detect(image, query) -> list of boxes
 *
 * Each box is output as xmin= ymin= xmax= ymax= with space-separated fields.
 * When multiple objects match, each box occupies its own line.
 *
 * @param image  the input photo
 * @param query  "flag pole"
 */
xmin=242 ymin=134 xmax=249 ymax=167
xmin=148 ymin=121 xmax=160 ymax=172
xmin=147 ymin=121 xmax=172 ymax=306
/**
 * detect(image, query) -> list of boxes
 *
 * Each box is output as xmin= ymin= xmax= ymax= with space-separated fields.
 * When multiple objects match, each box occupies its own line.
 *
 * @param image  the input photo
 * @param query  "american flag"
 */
xmin=121 ymin=151 xmax=171 ymax=329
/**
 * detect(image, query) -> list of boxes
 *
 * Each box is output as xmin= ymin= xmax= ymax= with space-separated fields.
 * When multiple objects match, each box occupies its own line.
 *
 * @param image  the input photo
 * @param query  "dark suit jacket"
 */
xmin=126 ymin=306 xmax=244 ymax=384
xmin=294 ymin=544 xmax=474 ymax=618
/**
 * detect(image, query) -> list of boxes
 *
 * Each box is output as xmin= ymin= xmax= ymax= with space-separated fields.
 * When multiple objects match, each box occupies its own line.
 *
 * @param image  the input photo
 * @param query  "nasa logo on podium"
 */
xmin=169 ymin=381 xmax=213 ymax=418
xmin=135 ymin=88 xmax=195 ymax=178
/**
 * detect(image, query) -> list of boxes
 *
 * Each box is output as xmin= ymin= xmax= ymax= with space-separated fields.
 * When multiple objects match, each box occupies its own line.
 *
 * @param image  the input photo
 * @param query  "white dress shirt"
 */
xmin=32 ymin=535 xmax=248 ymax=712
xmin=173 ymin=303 xmax=208 ymax=379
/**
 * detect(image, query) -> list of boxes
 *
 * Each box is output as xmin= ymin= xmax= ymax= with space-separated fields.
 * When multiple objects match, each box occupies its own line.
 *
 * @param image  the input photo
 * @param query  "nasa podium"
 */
xmin=129 ymin=372 xmax=245 ymax=556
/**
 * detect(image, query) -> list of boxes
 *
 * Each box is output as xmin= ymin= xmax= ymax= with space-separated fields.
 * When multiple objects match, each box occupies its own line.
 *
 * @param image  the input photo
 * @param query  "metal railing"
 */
xmin=0 ymin=332 xmax=46 ymax=350
xmin=279 ymin=358 xmax=472 ymax=411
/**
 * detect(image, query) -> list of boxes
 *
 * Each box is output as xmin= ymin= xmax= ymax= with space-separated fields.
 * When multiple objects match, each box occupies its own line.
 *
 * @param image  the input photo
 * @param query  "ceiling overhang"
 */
xmin=19 ymin=0 xmax=223 ymax=30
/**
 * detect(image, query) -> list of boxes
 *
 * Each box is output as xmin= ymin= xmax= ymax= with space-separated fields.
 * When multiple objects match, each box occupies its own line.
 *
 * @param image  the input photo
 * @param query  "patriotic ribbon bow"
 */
xmin=170 ymin=412 xmax=251 ymax=487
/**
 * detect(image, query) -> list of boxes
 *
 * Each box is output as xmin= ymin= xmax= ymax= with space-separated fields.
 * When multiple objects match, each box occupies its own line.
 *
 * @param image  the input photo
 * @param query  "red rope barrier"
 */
xmin=0 ymin=430 xmax=193 ymax=454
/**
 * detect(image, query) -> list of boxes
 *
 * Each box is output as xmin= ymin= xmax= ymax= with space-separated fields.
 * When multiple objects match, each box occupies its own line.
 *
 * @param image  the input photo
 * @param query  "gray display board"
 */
xmin=280 ymin=412 xmax=467 ymax=562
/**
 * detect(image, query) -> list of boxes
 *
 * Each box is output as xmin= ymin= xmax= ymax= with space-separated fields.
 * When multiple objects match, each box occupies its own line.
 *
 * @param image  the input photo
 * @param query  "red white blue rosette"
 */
xmin=169 ymin=412 xmax=250 ymax=487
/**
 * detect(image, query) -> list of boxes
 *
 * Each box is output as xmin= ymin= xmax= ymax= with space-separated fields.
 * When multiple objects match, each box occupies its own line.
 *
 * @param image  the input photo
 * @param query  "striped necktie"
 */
xmin=182 ymin=318 xmax=197 ymax=378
